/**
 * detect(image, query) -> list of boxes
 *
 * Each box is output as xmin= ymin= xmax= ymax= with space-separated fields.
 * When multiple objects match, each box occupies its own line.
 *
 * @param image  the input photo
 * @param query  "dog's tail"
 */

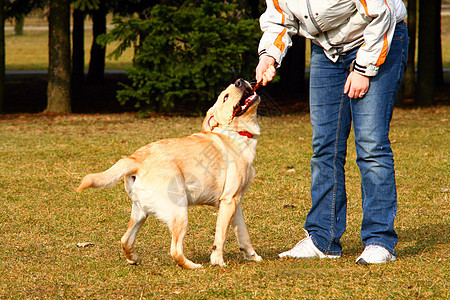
xmin=77 ymin=157 xmax=138 ymax=192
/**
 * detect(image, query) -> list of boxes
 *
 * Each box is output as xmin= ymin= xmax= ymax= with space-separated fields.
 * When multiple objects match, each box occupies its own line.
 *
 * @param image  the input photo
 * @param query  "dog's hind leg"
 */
xmin=231 ymin=203 xmax=262 ymax=262
xmin=170 ymin=208 xmax=203 ymax=269
xmin=210 ymin=196 xmax=238 ymax=267
xmin=121 ymin=201 xmax=147 ymax=265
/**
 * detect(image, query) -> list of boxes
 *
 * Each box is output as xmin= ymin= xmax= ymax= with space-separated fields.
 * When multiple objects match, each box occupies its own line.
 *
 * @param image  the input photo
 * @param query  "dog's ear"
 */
xmin=202 ymin=105 xmax=218 ymax=132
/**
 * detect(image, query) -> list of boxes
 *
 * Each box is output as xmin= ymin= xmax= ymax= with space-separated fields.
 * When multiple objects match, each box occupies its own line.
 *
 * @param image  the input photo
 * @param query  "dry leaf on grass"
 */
xmin=77 ymin=242 xmax=94 ymax=248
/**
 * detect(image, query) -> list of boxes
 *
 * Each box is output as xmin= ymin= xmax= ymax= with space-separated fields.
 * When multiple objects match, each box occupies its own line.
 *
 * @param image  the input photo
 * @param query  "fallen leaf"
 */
xmin=77 ymin=242 xmax=94 ymax=248
xmin=283 ymin=204 xmax=296 ymax=209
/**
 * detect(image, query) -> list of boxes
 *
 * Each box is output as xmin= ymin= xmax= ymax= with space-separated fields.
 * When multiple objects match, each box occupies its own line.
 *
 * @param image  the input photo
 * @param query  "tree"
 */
xmin=0 ymin=0 xmax=5 ymax=113
xmin=4 ymin=0 xmax=46 ymax=36
xmin=99 ymin=1 xmax=260 ymax=112
xmin=72 ymin=0 xmax=103 ymax=103
xmin=434 ymin=0 xmax=444 ymax=87
xmin=403 ymin=0 xmax=416 ymax=99
xmin=1 ymin=0 xmax=45 ymax=113
xmin=416 ymin=0 xmax=440 ymax=106
xmin=72 ymin=7 xmax=85 ymax=103
xmin=46 ymin=0 xmax=72 ymax=113
xmin=279 ymin=35 xmax=306 ymax=95
xmin=246 ymin=0 xmax=263 ymax=19
xmin=86 ymin=0 xmax=107 ymax=84
xmin=14 ymin=15 xmax=25 ymax=35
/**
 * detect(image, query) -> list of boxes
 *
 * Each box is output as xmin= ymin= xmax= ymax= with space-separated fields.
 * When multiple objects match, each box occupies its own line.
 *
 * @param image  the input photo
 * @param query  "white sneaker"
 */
xmin=278 ymin=230 xmax=341 ymax=259
xmin=356 ymin=245 xmax=396 ymax=265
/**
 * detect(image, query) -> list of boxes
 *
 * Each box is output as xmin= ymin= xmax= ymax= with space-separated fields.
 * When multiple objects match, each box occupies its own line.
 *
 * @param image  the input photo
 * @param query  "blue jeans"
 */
xmin=305 ymin=22 xmax=408 ymax=256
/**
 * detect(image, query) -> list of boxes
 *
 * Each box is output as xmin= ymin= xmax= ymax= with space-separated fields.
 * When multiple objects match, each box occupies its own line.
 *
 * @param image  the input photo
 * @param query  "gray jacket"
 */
xmin=258 ymin=0 xmax=407 ymax=76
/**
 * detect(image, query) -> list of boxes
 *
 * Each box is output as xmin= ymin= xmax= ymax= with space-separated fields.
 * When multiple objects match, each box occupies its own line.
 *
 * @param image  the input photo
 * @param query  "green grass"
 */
xmin=5 ymin=17 xmax=134 ymax=71
xmin=0 ymin=108 xmax=448 ymax=299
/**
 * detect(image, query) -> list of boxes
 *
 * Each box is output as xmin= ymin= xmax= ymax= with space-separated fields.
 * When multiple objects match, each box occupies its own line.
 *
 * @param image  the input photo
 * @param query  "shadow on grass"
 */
xmin=397 ymin=223 xmax=449 ymax=258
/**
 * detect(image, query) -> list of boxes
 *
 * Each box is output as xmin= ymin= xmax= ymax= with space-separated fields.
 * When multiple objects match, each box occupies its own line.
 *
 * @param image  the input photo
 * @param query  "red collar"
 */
xmin=237 ymin=131 xmax=254 ymax=138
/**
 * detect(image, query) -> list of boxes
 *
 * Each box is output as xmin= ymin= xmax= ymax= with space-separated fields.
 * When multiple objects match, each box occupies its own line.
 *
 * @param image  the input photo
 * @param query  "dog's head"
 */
xmin=202 ymin=79 xmax=260 ymax=135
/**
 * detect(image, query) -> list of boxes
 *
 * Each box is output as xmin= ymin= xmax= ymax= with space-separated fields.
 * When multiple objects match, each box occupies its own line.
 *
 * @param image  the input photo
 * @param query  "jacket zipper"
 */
xmin=306 ymin=0 xmax=322 ymax=33
xmin=307 ymin=0 xmax=343 ymax=50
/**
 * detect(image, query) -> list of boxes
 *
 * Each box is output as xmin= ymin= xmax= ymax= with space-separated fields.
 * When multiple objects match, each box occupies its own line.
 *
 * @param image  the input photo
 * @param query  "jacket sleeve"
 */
xmin=353 ymin=0 xmax=399 ymax=76
xmin=258 ymin=0 xmax=299 ymax=66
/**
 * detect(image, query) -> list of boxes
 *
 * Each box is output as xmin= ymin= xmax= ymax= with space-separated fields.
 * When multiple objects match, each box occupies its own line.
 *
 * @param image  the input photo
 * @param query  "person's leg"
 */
xmin=303 ymin=44 xmax=353 ymax=256
xmin=352 ymin=22 xmax=408 ymax=261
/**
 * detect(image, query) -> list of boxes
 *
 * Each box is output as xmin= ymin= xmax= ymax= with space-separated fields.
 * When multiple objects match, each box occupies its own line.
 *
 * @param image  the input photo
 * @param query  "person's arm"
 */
xmin=352 ymin=0 xmax=398 ymax=77
xmin=256 ymin=0 xmax=298 ymax=85
xmin=344 ymin=0 xmax=399 ymax=98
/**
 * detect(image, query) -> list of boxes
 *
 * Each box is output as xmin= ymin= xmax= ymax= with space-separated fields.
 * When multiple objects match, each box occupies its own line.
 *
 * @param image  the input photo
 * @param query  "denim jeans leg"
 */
xmin=305 ymin=45 xmax=352 ymax=256
xmin=352 ymin=22 xmax=408 ymax=255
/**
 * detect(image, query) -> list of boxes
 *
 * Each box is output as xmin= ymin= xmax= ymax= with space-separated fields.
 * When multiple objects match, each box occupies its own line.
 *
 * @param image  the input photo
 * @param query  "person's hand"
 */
xmin=255 ymin=55 xmax=277 ymax=86
xmin=344 ymin=71 xmax=370 ymax=98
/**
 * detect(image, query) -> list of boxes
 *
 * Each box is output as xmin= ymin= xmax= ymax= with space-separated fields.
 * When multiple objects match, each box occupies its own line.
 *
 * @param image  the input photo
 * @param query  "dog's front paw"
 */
xmin=243 ymin=251 xmax=263 ymax=262
xmin=210 ymin=252 xmax=226 ymax=267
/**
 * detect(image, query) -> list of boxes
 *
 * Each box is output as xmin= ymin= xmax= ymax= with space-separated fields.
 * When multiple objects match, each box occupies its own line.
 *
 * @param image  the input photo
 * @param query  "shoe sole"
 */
xmin=356 ymin=257 xmax=396 ymax=265
xmin=278 ymin=253 xmax=341 ymax=259
xmin=356 ymin=258 xmax=369 ymax=265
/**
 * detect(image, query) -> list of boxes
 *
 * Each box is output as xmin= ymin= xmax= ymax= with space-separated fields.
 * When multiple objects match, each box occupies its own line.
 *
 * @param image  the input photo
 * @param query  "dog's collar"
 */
xmin=237 ymin=131 xmax=254 ymax=139
xmin=212 ymin=127 xmax=256 ymax=139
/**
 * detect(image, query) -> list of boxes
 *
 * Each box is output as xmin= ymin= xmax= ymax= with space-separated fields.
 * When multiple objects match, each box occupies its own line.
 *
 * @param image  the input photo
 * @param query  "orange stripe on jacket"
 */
xmin=274 ymin=28 xmax=287 ymax=52
xmin=376 ymin=32 xmax=389 ymax=66
xmin=359 ymin=0 xmax=371 ymax=17
xmin=273 ymin=0 xmax=285 ymax=24
xmin=376 ymin=0 xmax=391 ymax=66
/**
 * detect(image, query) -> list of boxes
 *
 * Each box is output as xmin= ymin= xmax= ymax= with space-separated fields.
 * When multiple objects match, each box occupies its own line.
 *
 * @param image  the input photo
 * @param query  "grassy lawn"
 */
xmin=5 ymin=16 xmax=134 ymax=71
xmin=0 ymin=107 xmax=448 ymax=298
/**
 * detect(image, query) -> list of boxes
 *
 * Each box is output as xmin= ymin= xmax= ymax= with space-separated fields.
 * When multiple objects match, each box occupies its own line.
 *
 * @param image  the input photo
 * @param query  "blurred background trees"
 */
xmin=0 ymin=0 xmax=447 ymax=113
xmin=98 ymin=1 xmax=260 ymax=113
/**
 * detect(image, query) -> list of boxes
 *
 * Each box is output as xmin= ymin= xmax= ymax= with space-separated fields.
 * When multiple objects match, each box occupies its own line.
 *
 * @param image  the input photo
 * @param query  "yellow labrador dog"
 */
xmin=77 ymin=79 xmax=262 ymax=269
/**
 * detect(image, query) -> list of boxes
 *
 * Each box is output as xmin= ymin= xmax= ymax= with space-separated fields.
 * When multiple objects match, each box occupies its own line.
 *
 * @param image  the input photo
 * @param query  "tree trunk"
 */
xmin=248 ymin=0 xmax=262 ymax=19
xmin=0 ymin=0 xmax=5 ymax=113
xmin=46 ymin=0 xmax=71 ymax=113
xmin=14 ymin=15 xmax=24 ymax=36
xmin=403 ymin=0 xmax=416 ymax=98
xmin=434 ymin=0 xmax=444 ymax=86
xmin=416 ymin=0 xmax=437 ymax=106
xmin=279 ymin=35 xmax=306 ymax=95
xmin=72 ymin=8 xmax=85 ymax=103
xmin=86 ymin=1 xmax=106 ymax=84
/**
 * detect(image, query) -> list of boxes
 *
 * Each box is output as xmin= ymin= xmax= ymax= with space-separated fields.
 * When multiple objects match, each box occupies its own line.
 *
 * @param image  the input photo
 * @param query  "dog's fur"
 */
xmin=77 ymin=79 xmax=262 ymax=269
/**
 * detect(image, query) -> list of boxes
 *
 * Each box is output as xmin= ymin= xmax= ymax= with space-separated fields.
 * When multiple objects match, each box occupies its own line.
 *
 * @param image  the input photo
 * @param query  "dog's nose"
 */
xmin=234 ymin=78 xmax=245 ymax=88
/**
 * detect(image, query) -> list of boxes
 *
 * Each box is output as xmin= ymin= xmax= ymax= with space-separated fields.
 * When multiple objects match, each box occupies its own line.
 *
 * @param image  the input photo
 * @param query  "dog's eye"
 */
xmin=223 ymin=94 xmax=229 ymax=102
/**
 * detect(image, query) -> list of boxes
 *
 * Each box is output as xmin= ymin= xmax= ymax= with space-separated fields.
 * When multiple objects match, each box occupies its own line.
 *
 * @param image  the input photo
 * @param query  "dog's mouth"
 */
xmin=234 ymin=91 xmax=259 ymax=117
